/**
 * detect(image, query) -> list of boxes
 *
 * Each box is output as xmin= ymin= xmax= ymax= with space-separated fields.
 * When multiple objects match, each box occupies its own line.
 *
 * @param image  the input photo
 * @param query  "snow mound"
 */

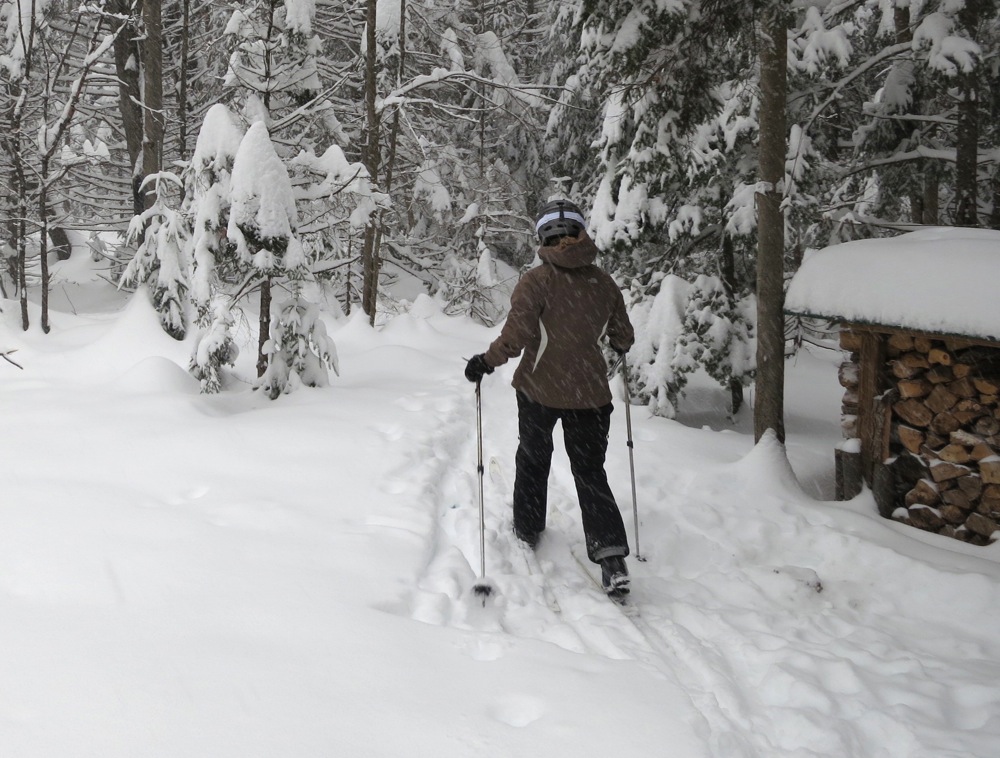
xmin=111 ymin=356 xmax=199 ymax=395
xmin=86 ymin=287 xmax=191 ymax=366
xmin=730 ymin=428 xmax=806 ymax=500
xmin=406 ymin=293 xmax=443 ymax=319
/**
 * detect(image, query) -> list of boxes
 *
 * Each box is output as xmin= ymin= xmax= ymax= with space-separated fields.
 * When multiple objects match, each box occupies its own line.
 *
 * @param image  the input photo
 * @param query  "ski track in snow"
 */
xmin=394 ymin=370 xmax=1000 ymax=758
xmin=393 ymin=375 xmax=755 ymax=756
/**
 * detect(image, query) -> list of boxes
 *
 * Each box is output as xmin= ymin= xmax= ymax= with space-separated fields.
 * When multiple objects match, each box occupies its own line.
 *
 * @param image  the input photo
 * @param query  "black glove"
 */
xmin=607 ymin=349 xmax=627 ymax=378
xmin=464 ymin=354 xmax=494 ymax=383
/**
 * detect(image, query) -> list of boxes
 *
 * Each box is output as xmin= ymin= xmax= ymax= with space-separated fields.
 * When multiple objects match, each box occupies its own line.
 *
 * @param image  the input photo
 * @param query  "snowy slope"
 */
xmin=2 ymin=254 xmax=999 ymax=757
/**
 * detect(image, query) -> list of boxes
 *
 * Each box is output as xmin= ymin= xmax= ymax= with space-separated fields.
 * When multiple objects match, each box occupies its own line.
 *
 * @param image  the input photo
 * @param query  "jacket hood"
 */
xmin=538 ymin=233 xmax=599 ymax=269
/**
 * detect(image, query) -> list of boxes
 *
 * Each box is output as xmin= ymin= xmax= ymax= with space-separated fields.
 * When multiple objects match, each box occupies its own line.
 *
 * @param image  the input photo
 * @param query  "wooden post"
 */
xmin=835 ymin=446 xmax=863 ymax=500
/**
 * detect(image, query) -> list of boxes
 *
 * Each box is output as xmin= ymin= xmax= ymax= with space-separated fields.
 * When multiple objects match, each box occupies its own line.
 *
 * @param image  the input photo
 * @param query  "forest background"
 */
xmin=2 ymin=0 xmax=999 ymax=435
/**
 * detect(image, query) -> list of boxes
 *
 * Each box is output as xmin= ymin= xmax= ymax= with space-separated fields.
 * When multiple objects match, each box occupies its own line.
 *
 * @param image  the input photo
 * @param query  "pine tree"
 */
xmin=626 ymin=274 xmax=691 ymax=419
xmin=260 ymin=294 xmax=339 ymax=399
xmin=182 ymin=103 xmax=244 ymax=392
xmin=675 ymin=274 xmax=755 ymax=416
xmin=846 ymin=1 xmax=1000 ymax=232
xmin=185 ymin=104 xmax=244 ymax=322
xmin=228 ymin=120 xmax=317 ymax=394
xmin=122 ymin=172 xmax=189 ymax=340
xmin=189 ymin=298 xmax=239 ymax=394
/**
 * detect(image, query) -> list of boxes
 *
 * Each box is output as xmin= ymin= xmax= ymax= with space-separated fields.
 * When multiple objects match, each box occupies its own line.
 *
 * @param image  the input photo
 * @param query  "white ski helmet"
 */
xmin=535 ymin=199 xmax=586 ymax=244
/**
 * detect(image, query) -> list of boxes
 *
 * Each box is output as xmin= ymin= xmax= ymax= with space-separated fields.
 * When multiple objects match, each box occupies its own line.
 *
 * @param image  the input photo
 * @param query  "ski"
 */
xmin=489 ymin=456 xmax=563 ymax=616
xmin=490 ymin=455 xmax=632 ymax=612
xmin=569 ymin=544 xmax=632 ymax=608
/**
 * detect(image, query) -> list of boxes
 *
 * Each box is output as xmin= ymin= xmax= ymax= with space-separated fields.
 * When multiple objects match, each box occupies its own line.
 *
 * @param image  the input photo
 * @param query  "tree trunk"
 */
xmin=17 ymin=213 xmax=27 ymax=331
xmin=892 ymin=4 xmax=927 ymax=226
xmin=39 ymin=168 xmax=50 ymax=333
xmin=754 ymin=1 xmax=787 ymax=444
xmin=954 ymin=0 xmax=984 ymax=227
xmin=954 ymin=74 xmax=979 ymax=227
xmin=361 ymin=0 xmax=382 ymax=326
xmin=141 ymin=0 xmax=164 ymax=211
xmin=258 ymin=277 xmax=272 ymax=377
xmin=178 ymin=0 xmax=191 ymax=180
xmin=254 ymin=2 xmax=279 ymax=377
xmin=720 ymin=231 xmax=744 ymax=415
xmin=991 ymin=171 xmax=1000 ymax=230
xmin=8 ymin=124 xmax=29 ymax=329
xmin=111 ymin=0 xmax=144 ymax=216
xmin=923 ymin=163 xmax=939 ymax=225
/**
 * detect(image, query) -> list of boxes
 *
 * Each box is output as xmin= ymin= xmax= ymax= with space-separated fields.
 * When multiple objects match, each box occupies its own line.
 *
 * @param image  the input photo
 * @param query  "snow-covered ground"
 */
xmin=2 ymin=250 xmax=999 ymax=758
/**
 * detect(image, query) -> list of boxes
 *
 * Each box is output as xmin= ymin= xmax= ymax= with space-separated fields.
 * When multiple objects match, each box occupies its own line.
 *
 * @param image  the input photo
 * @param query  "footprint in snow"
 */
xmin=488 ymin=693 xmax=547 ymax=727
xmin=394 ymin=395 xmax=426 ymax=412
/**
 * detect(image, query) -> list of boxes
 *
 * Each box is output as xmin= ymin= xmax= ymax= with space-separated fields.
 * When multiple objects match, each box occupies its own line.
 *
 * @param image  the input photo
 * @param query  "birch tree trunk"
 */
xmin=754 ymin=1 xmax=787 ymax=444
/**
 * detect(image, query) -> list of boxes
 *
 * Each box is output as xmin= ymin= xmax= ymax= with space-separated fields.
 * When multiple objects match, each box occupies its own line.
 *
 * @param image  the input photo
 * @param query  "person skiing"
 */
xmin=464 ymin=199 xmax=635 ymax=597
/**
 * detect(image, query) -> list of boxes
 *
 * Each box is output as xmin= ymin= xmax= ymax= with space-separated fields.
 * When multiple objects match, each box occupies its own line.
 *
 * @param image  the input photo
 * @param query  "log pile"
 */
xmin=840 ymin=330 xmax=1000 ymax=546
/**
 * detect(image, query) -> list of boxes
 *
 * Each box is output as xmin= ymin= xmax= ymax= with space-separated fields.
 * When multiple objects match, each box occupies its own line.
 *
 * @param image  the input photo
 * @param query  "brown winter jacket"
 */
xmin=483 ymin=233 xmax=634 ymax=409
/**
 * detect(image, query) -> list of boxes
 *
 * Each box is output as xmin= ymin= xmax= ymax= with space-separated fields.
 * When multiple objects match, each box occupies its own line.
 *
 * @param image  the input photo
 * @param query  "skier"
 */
xmin=464 ymin=199 xmax=635 ymax=596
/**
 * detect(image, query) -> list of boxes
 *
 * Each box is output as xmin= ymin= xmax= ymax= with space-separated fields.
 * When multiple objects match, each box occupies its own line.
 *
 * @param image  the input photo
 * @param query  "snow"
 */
xmin=913 ymin=11 xmax=981 ymax=75
xmin=192 ymin=104 xmax=244 ymax=176
xmin=785 ymin=227 xmax=1000 ymax=341
xmin=413 ymin=160 xmax=451 ymax=217
xmin=440 ymin=28 xmax=464 ymax=72
xmin=1 ymin=0 xmax=51 ymax=76
xmin=3 ymin=255 xmax=1000 ymax=757
xmin=375 ymin=0 xmax=401 ymax=37
xmin=228 ymin=121 xmax=301 ymax=270
xmin=793 ymin=5 xmax=854 ymax=74
xmin=283 ymin=0 xmax=316 ymax=35
xmin=611 ymin=9 xmax=648 ymax=55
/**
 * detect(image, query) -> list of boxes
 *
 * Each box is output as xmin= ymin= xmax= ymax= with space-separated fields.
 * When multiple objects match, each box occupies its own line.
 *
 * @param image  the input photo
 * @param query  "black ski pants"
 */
xmin=512 ymin=391 xmax=629 ymax=563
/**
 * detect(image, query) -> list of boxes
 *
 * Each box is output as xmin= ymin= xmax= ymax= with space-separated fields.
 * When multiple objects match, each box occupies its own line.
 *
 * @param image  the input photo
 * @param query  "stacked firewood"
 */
xmin=837 ymin=350 xmax=860 ymax=440
xmin=841 ymin=331 xmax=1000 ymax=546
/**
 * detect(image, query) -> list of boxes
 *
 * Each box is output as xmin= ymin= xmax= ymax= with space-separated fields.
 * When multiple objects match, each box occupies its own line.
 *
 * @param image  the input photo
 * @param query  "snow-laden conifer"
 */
xmin=675 ymin=274 xmax=755 ymax=416
xmin=228 ymin=120 xmax=335 ymax=396
xmin=626 ymin=274 xmax=690 ymax=419
xmin=189 ymin=298 xmax=239 ymax=394
xmin=228 ymin=121 xmax=305 ymax=278
xmin=186 ymin=104 xmax=244 ymax=321
xmin=122 ymin=172 xmax=189 ymax=340
xmin=260 ymin=293 xmax=339 ymax=400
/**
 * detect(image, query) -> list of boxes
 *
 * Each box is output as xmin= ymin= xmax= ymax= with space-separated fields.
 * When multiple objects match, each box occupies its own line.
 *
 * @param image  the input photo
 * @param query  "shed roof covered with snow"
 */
xmin=785 ymin=227 xmax=1000 ymax=342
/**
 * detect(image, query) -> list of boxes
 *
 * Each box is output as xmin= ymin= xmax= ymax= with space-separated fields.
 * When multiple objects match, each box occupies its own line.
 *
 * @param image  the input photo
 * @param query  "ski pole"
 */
xmin=621 ymin=356 xmax=644 ymax=562
xmin=472 ymin=379 xmax=495 ymax=602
